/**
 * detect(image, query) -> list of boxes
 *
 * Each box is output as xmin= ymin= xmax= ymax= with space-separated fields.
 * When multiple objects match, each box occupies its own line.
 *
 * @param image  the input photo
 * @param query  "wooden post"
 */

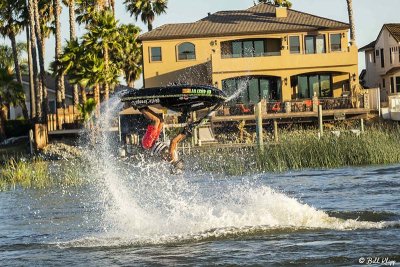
xmin=193 ymin=111 xmax=198 ymax=145
xmin=273 ymin=119 xmax=278 ymax=142
xmin=360 ymin=118 xmax=364 ymax=133
xmin=118 ymin=115 xmax=122 ymax=143
xmin=318 ymin=104 xmax=323 ymax=136
xmin=255 ymin=101 xmax=264 ymax=152
xmin=29 ymin=129 xmax=34 ymax=154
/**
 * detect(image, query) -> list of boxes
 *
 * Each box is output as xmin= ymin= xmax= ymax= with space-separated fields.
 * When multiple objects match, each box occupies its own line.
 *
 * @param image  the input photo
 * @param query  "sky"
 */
xmin=4 ymin=0 xmax=400 ymax=87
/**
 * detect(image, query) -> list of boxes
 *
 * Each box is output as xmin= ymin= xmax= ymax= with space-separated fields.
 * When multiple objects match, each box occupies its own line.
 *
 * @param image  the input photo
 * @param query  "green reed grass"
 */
xmin=193 ymin=124 xmax=400 ymax=175
xmin=0 ymin=158 xmax=87 ymax=191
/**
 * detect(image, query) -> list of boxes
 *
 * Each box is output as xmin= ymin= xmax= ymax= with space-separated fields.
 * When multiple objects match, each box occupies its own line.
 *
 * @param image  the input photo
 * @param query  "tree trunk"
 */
xmin=28 ymin=0 xmax=41 ymax=121
xmin=0 ymin=106 xmax=7 ymax=140
xmin=40 ymin=35 xmax=49 ymax=118
xmin=26 ymin=28 xmax=36 ymax=119
xmin=109 ymin=0 xmax=115 ymax=15
xmin=68 ymin=0 xmax=76 ymax=40
xmin=68 ymin=0 xmax=80 ymax=109
xmin=104 ymin=45 xmax=110 ymax=101
xmin=9 ymin=31 xmax=22 ymax=84
xmin=9 ymin=31 xmax=29 ymax=120
xmin=346 ymin=0 xmax=356 ymax=45
xmin=33 ymin=0 xmax=47 ymax=122
xmin=94 ymin=84 xmax=100 ymax=116
xmin=81 ymin=85 xmax=87 ymax=103
xmin=55 ymin=0 xmax=66 ymax=129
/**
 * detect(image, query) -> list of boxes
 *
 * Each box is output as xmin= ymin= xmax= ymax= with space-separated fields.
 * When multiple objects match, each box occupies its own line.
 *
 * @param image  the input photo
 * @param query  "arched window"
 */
xmin=177 ymin=42 xmax=196 ymax=60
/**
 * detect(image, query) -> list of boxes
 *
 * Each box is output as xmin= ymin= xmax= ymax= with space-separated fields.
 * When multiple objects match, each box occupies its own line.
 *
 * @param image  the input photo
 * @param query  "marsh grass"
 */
xmin=192 ymin=124 xmax=400 ymax=175
xmin=0 ymin=157 xmax=88 ymax=191
xmin=0 ymin=158 xmax=51 ymax=190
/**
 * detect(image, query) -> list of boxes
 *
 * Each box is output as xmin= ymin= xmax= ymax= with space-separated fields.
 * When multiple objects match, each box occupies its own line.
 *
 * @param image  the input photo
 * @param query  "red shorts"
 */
xmin=142 ymin=125 xmax=161 ymax=149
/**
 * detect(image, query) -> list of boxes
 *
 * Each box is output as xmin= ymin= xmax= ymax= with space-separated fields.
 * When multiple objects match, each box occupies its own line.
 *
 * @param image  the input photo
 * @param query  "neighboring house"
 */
xmin=359 ymin=24 xmax=400 ymax=102
xmin=139 ymin=3 xmax=359 ymax=109
xmin=9 ymin=73 xmax=74 ymax=119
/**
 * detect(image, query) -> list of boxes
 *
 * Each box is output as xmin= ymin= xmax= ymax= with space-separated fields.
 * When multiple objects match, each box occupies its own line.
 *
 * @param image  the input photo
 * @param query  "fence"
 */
xmin=47 ymin=105 xmax=81 ymax=131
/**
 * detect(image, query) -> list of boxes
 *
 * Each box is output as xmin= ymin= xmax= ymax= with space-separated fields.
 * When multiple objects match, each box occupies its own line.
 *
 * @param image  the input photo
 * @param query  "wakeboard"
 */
xmin=120 ymin=85 xmax=226 ymax=113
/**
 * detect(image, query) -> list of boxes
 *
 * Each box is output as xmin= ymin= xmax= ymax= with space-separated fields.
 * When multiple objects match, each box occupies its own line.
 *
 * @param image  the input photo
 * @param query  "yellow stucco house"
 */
xmin=138 ymin=3 xmax=360 ymax=114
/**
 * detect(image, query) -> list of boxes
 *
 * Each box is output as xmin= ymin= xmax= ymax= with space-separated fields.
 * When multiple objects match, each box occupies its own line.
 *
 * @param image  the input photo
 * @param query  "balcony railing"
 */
xmin=215 ymin=96 xmax=365 ymax=117
xmin=221 ymin=51 xmax=281 ymax=59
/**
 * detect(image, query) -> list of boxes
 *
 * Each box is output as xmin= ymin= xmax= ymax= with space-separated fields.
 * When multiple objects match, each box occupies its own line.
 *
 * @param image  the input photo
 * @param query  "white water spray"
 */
xmin=70 ymin=95 xmax=391 ymax=248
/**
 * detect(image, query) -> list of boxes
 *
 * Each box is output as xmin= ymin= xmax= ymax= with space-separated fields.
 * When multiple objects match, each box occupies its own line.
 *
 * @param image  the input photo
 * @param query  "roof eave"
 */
xmin=139 ymin=26 xmax=350 ymax=42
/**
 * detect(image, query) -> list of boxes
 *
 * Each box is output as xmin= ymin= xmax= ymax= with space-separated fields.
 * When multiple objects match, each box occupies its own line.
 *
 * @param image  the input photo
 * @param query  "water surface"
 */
xmin=1 ymin=163 xmax=399 ymax=266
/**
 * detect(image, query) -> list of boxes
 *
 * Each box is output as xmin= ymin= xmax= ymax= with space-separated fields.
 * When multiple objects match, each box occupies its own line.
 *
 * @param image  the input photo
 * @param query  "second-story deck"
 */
xmin=211 ymin=95 xmax=370 ymax=125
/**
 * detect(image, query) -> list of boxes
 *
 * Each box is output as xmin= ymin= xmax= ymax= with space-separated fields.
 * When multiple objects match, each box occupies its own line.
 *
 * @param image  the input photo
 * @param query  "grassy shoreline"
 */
xmin=0 ymin=157 xmax=86 ymax=191
xmin=191 ymin=124 xmax=400 ymax=175
xmin=2 ymin=123 xmax=400 ymax=190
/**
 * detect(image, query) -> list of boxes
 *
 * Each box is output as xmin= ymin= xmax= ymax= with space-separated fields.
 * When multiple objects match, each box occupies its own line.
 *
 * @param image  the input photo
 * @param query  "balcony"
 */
xmin=212 ymin=50 xmax=356 ymax=74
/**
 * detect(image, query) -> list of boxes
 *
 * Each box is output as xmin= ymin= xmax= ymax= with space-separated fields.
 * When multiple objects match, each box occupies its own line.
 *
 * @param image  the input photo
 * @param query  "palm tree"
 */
xmin=84 ymin=10 xmax=120 ymax=101
xmin=124 ymin=0 xmax=168 ymax=31
xmin=114 ymin=24 xmax=142 ymax=87
xmin=51 ymin=38 xmax=87 ymax=104
xmin=346 ymin=0 xmax=356 ymax=45
xmin=0 ymin=0 xmax=25 ymax=84
xmin=26 ymin=27 xmax=35 ymax=119
xmin=76 ymin=0 xmax=110 ymax=25
xmin=33 ymin=0 xmax=48 ymax=121
xmin=77 ymin=97 xmax=96 ymax=128
xmin=54 ymin=0 xmax=67 ymax=130
xmin=0 ymin=67 xmax=27 ymax=139
xmin=62 ymin=0 xmax=80 ymax=108
xmin=0 ymin=44 xmax=29 ymax=119
xmin=257 ymin=0 xmax=292 ymax=8
xmin=27 ymin=0 xmax=41 ymax=121
xmin=53 ymin=37 xmax=107 ymax=116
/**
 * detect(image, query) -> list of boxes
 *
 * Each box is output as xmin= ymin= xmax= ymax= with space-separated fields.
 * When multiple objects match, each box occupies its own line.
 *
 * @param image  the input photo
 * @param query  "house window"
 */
xmin=376 ymin=50 xmax=379 ymax=56
xmin=396 ymin=77 xmax=400 ymax=93
xmin=382 ymin=78 xmax=386 ymax=88
xmin=381 ymin=48 xmax=385 ymax=68
xmin=391 ymin=77 xmax=395 ymax=93
xmin=289 ymin=36 xmax=300 ymax=54
xmin=222 ymin=76 xmax=281 ymax=104
xmin=297 ymin=74 xmax=332 ymax=98
xmin=177 ymin=42 xmax=196 ymax=60
xmin=305 ymin=35 xmax=325 ymax=54
xmin=150 ymin=47 xmax=162 ymax=62
xmin=330 ymin=33 xmax=342 ymax=52
xmin=368 ymin=52 xmax=373 ymax=63
xmin=223 ymin=39 xmax=281 ymax=58
xmin=390 ymin=48 xmax=393 ymax=64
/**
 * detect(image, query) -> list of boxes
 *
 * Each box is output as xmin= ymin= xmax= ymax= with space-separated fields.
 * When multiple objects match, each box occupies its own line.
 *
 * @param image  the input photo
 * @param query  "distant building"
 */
xmin=359 ymin=24 xmax=400 ymax=101
xmin=9 ymin=74 xmax=74 ymax=119
xmin=138 ymin=3 xmax=359 ymax=106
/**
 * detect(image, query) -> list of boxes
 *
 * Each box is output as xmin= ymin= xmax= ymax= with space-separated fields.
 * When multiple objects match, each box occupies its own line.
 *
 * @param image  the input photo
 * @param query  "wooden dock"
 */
xmin=211 ymin=108 xmax=370 ymax=123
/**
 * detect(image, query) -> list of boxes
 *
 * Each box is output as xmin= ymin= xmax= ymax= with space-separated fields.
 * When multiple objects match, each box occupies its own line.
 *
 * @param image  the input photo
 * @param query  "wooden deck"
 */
xmin=211 ymin=108 xmax=370 ymax=123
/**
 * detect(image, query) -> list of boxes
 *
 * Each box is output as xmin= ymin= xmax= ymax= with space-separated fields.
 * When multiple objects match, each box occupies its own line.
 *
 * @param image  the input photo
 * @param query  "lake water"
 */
xmin=1 ymin=97 xmax=399 ymax=266
xmin=1 ymin=162 xmax=399 ymax=266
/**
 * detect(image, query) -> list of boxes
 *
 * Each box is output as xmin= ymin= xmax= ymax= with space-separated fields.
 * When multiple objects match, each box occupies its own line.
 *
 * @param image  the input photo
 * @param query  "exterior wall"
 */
xmin=142 ymin=30 xmax=358 ymax=102
xmin=363 ymin=49 xmax=378 ymax=87
xmin=143 ymin=38 xmax=213 ymax=87
xmin=363 ymin=28 xmax=400 ymax=100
